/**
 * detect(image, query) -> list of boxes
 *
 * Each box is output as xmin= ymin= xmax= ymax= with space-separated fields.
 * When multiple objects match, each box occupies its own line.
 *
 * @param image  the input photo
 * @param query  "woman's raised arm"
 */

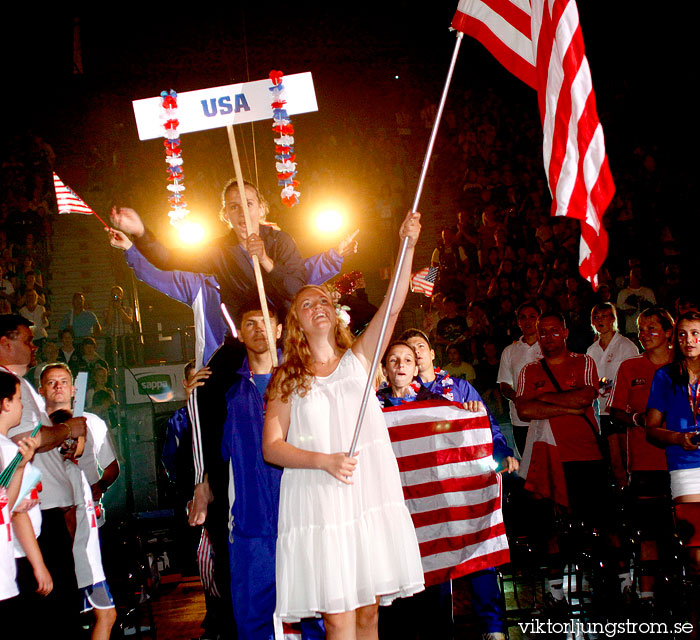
xmin=353 ymin=211 xmax=421 ymax=369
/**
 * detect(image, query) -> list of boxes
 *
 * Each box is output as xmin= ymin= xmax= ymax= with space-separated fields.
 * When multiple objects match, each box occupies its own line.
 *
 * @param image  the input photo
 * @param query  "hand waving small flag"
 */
xmin=53 ymin=172 xmax=109 ymax=226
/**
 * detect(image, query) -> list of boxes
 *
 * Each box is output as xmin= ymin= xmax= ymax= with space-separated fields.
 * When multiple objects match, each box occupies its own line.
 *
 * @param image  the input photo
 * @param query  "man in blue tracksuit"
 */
xmin=221 ymin=304 xmax=323 ymax=640
xmin=110 ymin=231 xmax=344 ymax=638
xmin=221 ymin=306 xmax=281 ymax=639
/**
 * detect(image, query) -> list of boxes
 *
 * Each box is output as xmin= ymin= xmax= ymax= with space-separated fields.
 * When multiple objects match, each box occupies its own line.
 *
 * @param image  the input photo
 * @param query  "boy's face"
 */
xmin=42 ymin=342 xmax=58 ymax=362
xmin=40 ymin=367 xmax=74 ymax=409
xmin=405 ymin=336 xmax=435 ymax=375
xmin=223 ymin=185 xmax=263 ymax=242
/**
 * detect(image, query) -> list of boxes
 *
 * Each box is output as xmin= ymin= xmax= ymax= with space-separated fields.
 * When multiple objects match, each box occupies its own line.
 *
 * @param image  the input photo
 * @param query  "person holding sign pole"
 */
xmin=111 ymin=179 xmax=307 ymax=637
xmin=263 ymin=211 xmax=424 ymax=640
xmin=110 ymin=179 xmax=306 ymax=324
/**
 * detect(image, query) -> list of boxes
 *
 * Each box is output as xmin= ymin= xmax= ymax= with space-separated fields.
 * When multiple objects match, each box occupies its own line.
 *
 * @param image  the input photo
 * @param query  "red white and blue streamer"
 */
xmin=269 ymin=70 xmax=300 ymax=207
xmin=160 ymin=90 xmax=189 ymax=226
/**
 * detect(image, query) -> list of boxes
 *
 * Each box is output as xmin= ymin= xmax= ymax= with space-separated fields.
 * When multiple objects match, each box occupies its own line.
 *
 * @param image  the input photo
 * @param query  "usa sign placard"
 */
xmin=132 ymin=72 xmax=318 ymax=140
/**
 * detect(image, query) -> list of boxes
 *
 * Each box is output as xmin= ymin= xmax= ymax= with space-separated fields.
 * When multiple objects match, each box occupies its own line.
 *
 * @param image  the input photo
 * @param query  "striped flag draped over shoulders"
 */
xmin=383 ymin=399 xmax=509 ymax=585
xmin=452 ymin=0 xmax=615 ymax=287
xmin=53 ymin=172 xmax=95 ymax=215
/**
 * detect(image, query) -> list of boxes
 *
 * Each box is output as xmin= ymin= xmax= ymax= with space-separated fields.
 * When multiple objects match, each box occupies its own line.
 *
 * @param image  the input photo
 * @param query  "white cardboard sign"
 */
xmin=132 ymin=72 xmax=318 ymax=140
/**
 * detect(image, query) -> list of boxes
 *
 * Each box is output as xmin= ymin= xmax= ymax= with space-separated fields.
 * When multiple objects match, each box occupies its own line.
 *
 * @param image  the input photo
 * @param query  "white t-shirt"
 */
xmin=76 ymin=413 xmax=117 ymax=527
xmin=497 ymin=337 xmax=542 ymax=426
xmin=586 ymin=332 xmax=639 ymax=416
xmin=19 ymin=305 xmax=48 ymax=340
xmin=72 ymin=468 xmax=106 ymax=589
xmin=0 ymin=434 xmax=19 ymax=600
xmin=5 ymin=371 xmax=78 ymax=510
xmin=616 ymin=286 xmax=656 ymax=335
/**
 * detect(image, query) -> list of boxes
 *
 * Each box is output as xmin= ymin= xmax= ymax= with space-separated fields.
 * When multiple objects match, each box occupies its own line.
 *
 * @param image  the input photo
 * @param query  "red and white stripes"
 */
xmin=383 ymin=400 xmax=510 ymax=586
xmin=452 ymin=0 xmax=615 ymax=286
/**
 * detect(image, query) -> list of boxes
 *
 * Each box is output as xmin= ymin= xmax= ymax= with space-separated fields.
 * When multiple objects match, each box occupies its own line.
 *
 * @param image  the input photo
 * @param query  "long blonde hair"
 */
xmin=267 ymin=285 xmax=354 ymax=402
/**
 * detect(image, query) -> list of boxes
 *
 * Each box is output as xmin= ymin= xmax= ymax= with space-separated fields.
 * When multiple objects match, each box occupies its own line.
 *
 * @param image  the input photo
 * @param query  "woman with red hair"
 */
xmin=263 ymin=212 xmax=424 ymax=640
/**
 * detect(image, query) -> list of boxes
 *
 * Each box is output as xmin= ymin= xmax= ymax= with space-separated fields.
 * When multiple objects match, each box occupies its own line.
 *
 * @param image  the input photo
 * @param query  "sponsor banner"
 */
xmin=124 ymin=364 xmax=187 ymax=404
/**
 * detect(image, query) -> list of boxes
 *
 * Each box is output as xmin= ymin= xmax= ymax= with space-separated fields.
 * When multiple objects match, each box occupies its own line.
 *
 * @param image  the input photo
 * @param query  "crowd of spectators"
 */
xmin=0 ymin=133 xmax=118 ymax=414
xmin=1 ymin=134 xmax=55 ymax=320
xmin=376 ymin=89 xmax=695 ymax=424
xmin=1 ymin=76 xmax=696 ymax=631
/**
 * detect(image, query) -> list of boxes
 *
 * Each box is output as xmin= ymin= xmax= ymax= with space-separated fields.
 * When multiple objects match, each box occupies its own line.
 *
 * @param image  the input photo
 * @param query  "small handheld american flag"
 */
xmin=53 ymin=172 xmax=109 ymax=227
xmin=410 ymin=266 xmax=438 ymax=297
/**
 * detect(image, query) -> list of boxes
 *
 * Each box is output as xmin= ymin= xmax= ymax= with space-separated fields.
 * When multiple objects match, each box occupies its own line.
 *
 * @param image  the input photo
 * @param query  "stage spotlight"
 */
xmin=178 ymin=220 xmax=207 ymax=245
xmin=316 ymin=209 xmax=344 ymax=234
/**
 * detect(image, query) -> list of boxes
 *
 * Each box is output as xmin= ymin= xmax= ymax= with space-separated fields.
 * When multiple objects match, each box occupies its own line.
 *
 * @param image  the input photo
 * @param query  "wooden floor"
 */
xmin=149 ymin=575 xmax=207 ymax=639
xmin=129 ymin=573 xmax=485 ymax=640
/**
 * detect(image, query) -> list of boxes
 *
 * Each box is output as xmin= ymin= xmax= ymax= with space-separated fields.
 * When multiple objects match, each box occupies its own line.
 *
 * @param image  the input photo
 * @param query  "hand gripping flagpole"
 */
xmin=226 ymin=124 xmax=279 ymax=367
xmin=347 ymin=32 xmax=464 ymax=456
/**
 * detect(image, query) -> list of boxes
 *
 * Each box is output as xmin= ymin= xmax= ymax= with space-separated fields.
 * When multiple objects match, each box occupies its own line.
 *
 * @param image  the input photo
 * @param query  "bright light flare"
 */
xmin=178 ymin=220 xmax=207 ymax=245
xmin=316 ymin=209 xmax=344 ymax=234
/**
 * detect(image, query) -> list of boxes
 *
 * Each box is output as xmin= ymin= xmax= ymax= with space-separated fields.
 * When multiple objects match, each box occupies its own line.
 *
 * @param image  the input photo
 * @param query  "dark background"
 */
xmin=2 ymin=3 xmax=694 ymax=260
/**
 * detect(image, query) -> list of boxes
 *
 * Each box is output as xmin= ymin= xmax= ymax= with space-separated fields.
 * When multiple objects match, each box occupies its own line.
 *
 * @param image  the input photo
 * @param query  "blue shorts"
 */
xmin=80 ymin=580 xmax=115 ymax=612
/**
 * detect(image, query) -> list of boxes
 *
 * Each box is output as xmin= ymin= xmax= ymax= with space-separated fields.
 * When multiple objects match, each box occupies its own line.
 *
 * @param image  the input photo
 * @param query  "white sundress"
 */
xmin=275 ymin=349 xmax=424 ymax=620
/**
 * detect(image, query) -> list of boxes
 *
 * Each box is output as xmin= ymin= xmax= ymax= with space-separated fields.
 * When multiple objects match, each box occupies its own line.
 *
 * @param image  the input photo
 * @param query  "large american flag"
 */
xmin=383 ymin=399 xmax=509 ymax=585
xmin=451 ymin=0 xmax=615 ymax=287
xmin=53 ymin=172 xmax=95 ymax=215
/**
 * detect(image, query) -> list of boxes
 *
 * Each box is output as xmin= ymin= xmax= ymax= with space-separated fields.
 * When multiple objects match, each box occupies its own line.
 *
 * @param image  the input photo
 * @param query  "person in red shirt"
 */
xmin=607 ymin=306 xmax=674 ymax=606
xmin=516 ymin=311 xmax=614 ymax=610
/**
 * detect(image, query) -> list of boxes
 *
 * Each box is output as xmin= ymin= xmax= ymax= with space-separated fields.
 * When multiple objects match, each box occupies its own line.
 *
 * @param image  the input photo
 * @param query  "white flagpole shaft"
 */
xmin=348 ymin=236 xmax=410 ymax=457
xmin=412 ymin=31 xmax=463 ymax=213
xmin=226 ymin=125 xmax=278 ymax=367
xmin=347 ymin=32 xmax=463 ymax=456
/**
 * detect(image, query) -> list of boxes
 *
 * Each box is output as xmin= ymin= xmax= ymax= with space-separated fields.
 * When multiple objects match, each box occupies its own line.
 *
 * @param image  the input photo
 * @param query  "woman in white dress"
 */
xmin=263 ymin=211 xmax=425 ymax=640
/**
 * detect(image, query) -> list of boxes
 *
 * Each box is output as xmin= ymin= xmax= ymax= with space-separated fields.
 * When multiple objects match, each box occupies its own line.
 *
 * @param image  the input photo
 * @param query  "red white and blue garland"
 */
xmin=269 ymin=70 xmax=300 ymax=207
xmin=432 ymin=368 xmax=455 ymax=401
xmin=160 ymin=90 xmax=189 ymax=226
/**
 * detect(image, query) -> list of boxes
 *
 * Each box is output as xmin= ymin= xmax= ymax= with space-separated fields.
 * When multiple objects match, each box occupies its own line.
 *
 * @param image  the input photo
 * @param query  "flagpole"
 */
xmin=347 ymin=31 xmax=464 ymax=456
xmin=226 ymin=124 xmax=279 ymax=367
xmin=411 ymin=31 xmax=463 ymax=211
